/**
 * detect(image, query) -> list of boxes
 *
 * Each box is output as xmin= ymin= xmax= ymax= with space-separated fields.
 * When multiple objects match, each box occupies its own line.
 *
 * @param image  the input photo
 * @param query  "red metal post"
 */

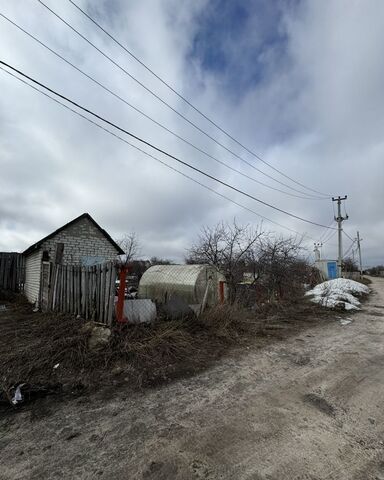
xmin=116 ymin=266 xmax=127 ymax=323
xmin=219 ymin=281 xmax=225 ymax=304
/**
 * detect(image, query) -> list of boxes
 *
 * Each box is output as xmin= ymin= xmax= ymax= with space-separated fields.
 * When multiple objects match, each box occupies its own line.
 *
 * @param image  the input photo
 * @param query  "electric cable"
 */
xmin=0 ymin=13 xmax=325 ymax=201
xmin=0 ymin=64 xmax=322 ymax=242
xmin=35 ymin=0 xmax=331 ymax=199
xmin=67 ymin=0 xmax=331 ymax=198
xmin=0 ymin=59 xmax=336 ymax=230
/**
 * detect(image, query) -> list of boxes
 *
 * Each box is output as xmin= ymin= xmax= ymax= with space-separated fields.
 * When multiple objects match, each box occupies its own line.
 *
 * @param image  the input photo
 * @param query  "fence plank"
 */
xmin=70 ymin=266 xmax=74 ymax=314
xmin=37 ymin=261 xmax=118 ymax=325
xmin=88 ymin=267 xmax=92 ymax=320
xmin=96 ymin=265 xmax=100 ymax=320
xmin=90 ymin=266 xmax=95 ymax=321
xmin=77 ymin=267 xmax=81 ymax=316
xmin=100 ymin=264 xmax=106 ymax=323
xmin=73 ymin=266 xmax=77 ymax=315
xmin=52 ymin=265 xmax=59 ymax=311
xmin=104 ymin=264 xmax=111 ymax=324
xmin=94 ymin=266 xmax=98 ymax=321
xmin=0 ymin=253 xmax=24 ymax=292
xmin=80 ymin=267 xmax=85 ymax=317
xmin=107 ymin=264 xmax=116 ymax=326
xmin=85 ymin=267 xmax=89 ymax=320
xmin=60 ymin=265 xmax=63 ymax=313
xmin=66 ymin=265 xmax=70 ymax=314
xmin=74 ymin=267 xmax=79 ymax=316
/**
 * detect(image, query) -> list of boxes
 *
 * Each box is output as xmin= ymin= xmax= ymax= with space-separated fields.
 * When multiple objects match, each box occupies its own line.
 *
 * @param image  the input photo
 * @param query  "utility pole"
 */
xmin=356 ymin=231 xmax=363 ymax=275
xmin=332 ymin=196 xmax=348 ymax=277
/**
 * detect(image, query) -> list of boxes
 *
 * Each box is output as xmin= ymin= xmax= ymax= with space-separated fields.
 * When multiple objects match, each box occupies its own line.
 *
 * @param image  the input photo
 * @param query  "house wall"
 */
xmin=24 ymin=249 xmax=42 ymax=304
xmin=40 ymin=216 xmax=119 ymax=265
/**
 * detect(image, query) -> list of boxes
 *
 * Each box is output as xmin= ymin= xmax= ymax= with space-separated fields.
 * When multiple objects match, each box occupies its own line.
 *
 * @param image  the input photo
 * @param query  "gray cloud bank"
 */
xmin=0 ymin=0 xmax=383 ymax=266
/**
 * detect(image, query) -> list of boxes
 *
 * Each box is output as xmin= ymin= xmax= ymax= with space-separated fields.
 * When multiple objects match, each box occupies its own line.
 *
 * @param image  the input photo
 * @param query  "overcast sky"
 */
xmin=0 ymin=0 xmax=383 ymax=266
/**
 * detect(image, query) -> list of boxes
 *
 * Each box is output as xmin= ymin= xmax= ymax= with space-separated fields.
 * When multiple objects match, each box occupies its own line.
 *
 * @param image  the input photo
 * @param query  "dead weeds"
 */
xmin=0 ymin=294 xmax=334 ymax=407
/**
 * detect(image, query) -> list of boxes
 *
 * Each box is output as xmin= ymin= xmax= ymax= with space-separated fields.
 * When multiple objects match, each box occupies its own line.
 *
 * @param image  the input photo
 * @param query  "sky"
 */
xmin=0 ymin=0 xmax=383 ymax=266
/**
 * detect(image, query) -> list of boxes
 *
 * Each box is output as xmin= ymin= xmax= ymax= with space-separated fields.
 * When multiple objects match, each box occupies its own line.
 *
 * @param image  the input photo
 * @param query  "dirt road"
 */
xmin=1 ymin=278 xmax=384 ymax=480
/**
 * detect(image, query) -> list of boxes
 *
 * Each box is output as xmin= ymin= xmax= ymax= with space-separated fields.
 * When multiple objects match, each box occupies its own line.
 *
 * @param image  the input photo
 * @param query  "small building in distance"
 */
xmin=315 ymin=259 xmax=338 ymax=280
xmin=23 ymin=213 xmax=124 ymax=305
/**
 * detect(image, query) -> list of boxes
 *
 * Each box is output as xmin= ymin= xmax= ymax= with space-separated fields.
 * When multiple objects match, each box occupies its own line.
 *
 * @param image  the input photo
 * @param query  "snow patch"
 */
xmin=306 ymin=278 xmax=369 ymax=311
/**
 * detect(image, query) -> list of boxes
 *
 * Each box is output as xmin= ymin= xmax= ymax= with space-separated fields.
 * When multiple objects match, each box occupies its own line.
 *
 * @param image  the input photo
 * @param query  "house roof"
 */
xmin=23 ymin=213 xmax=124 ymax=256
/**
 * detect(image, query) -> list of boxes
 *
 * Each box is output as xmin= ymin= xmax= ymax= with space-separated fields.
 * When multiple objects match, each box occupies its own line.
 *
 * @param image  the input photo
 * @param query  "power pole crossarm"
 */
xmin=332 ymin=195 xmax=348 ymax=278
xmin=314 ymin=242 xmax=322 ymax=261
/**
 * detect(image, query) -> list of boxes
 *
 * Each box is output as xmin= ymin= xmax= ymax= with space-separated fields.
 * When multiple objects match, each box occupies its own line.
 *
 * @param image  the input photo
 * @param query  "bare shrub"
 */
xmin=200 ymin=304 xmax=255 ymax=339
xmin=343 ymin=257 xmax=358 ymax=272
xmin=238 ymin=234 xmax=314 ymax=306
xmin=116 ymin=232 xmax=141 ymax=266
xmin=186 ymin=220 xmax=264 ymax=302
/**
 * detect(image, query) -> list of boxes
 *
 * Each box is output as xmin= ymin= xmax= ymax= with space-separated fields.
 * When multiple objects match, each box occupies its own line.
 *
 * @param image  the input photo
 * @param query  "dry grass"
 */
xmin=0 ymin=293 xmax=333 ymax=405
xmin=358 ymin=276 xmax=372 ymax=286
xmin=0 ymin=299 xmax=90 ymax=388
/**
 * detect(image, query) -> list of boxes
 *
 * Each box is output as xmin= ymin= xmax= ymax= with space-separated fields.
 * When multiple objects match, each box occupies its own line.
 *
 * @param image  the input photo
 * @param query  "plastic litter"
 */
xmin=340 ymin=319 xmax=352 ymax=326
xmin=11 ymin=384 xmax=25 ymax=405
xmin=3 ymin=383 xmax=62 ymax=406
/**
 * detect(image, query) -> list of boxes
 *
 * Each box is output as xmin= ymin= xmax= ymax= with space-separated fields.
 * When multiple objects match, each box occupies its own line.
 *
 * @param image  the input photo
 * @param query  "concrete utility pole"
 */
xmin=356 ymin=231 xmax=363 ymax=275
xmin=332 ymin=195 xmax=348 ymax=277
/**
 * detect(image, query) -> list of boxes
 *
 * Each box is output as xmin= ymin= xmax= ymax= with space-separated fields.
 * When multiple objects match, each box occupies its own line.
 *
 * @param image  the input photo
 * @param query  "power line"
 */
xmin=0 ymin=65 xmax=320 ymax=242
xmin=0 ymin=13 xmax=325 ymax=201
xmin=343 ymin=229 xmax=355 ymax=242
xmin=321 ymin=229 xmax=337 ymax=245
xmin=0 ymin=59 xmax=336 ymax=230
xmin=318 ymin=220 xmax=336 ymax=242
xmin=343 ymin=238 xmax=356 ymax=259
xmin=35 ymin=0 xmax=330 ymax=200
xmin=67 ymin=0 xmax=331 ymax=198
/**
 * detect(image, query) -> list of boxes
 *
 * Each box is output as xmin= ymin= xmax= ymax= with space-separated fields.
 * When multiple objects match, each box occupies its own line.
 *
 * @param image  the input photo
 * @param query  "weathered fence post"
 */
xmin=0 ymin=253 xmax=25 ymax=292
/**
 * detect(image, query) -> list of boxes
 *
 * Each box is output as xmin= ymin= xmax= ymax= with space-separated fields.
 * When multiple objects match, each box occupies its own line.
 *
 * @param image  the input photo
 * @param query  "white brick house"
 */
xmin=23 ymin=213 xmax=124 ymax=304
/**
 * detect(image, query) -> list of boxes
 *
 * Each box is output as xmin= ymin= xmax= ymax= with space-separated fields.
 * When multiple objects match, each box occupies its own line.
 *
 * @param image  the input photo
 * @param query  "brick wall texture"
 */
xmin=41 ymin=217 xmax=119 ymax=265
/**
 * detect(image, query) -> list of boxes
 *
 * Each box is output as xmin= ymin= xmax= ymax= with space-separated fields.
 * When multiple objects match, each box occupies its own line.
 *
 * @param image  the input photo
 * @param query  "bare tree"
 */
xmin=186 ymin=220 xmax=264 ymax=301
xmin=116 ymin=233 xmax=141 ymax=266
xmin=343 ymin=257 xmax=358 ymax=272
xmin=369 ymin=265 xmax=384 ymax=276
xmin=255 ymin=234 xmax=310 ymax=302
xmin=150 ymin=256 xmax=173 ymax=265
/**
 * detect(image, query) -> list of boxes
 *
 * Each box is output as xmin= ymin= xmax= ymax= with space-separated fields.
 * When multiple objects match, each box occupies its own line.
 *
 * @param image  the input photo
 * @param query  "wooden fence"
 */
xmin=0 ymin=253 xmax=24 ymax=292
xmin=41 ymin=261 xmax=117 ymax=325
xmin=342 ymin=271 xmax=361 ymax=281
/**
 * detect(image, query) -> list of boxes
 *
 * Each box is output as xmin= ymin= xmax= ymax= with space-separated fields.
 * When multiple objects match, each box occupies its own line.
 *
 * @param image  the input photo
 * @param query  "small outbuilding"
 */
xmin=23 ymin=213 xmax=123 ymax=305
xmin=138 ymin=264 xmax=227 ymax=313
xmin=315 ymin=259 xmax=338 ymax=280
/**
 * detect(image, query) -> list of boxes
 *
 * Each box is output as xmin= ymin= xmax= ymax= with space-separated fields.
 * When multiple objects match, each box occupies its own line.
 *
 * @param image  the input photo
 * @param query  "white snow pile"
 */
xmin=305 ymin=278 xmax=369 ymax=311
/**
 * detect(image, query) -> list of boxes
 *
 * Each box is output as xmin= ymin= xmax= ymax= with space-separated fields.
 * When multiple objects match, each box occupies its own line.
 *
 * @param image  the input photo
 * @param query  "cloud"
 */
xmin=0 ymin=0 xmax=382 ymax=266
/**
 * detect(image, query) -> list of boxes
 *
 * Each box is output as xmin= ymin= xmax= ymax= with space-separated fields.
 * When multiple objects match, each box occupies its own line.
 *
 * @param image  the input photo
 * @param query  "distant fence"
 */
xmin=0 ymin=253 xmax=24 ymax=292
xmin=41 ymin=261 xmax=117 ymax=325
xmin=342 ymin=271 xmax=361 ymax=281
